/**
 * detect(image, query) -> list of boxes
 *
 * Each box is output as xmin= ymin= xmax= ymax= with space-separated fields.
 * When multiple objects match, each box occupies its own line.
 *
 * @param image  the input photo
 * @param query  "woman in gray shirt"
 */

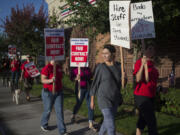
xmin=90 ymin=44 xmax=122 ymax=135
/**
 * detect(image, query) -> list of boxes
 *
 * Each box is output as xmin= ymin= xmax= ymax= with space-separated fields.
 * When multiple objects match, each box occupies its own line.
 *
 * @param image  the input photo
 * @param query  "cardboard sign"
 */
xmin=24 ymin=62 xmax=40 ymax=78
xmin=109 ymin=1 xmax=131 ymax=49
xmin=131 ymin=1 xmax=155 ymax=40
xmin=8 ymin=45 xmax=16 ymax=57
xmin=44 ymin=28 xmax=65 ymax=61
xmin=70 ymin=38 xmax=89 ymax=67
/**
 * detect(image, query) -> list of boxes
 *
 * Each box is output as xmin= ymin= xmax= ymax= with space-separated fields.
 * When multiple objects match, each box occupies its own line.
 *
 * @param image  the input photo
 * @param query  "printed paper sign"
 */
xmin=24 ymin=62 xmax=40 ymax=78
xmin=70 ymin=38 xmax=89 ymax=67
xmin=109 ymin=1 xmax=131 ymax=49
xmin=131 ymin=1 xmax=155 ymax=40
xmin=44 ymin=28 xmax=65 ymax=61
xmin=8 ymin=45 xmax=16 ymax=57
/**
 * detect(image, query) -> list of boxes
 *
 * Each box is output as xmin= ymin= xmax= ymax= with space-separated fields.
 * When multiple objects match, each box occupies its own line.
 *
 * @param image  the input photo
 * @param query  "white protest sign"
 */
xmin=70 ymin=38 xmax=89 ymax=67
xmin=24 ymin=62 xmax=40 ymax=78
xmin=44 ymin=28 xmax=65 ymax=61
xmin=109 ymin=1 xmax=131 ymax=49
xmin=131 ymin=1 xmax=155 ymax=40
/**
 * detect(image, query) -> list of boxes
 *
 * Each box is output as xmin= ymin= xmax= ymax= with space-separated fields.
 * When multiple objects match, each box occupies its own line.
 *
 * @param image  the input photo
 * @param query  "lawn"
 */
xmin=31 ymin=75 xmax=180 ymax=135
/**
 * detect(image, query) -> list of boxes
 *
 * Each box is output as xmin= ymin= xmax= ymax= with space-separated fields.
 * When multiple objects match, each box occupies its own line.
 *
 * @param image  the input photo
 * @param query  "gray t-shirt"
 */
xmin=90 ymin=63 xmax=122 ymax=109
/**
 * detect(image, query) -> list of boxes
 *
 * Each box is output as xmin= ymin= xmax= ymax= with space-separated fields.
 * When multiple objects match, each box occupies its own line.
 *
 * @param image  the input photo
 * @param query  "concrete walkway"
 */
xmin=0 ymin=83 xmax=123 ymax=135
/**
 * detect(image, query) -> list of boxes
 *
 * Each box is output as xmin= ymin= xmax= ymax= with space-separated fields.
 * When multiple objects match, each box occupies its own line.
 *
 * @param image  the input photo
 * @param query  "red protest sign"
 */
xmin=70 ymin=38 xmax=89 ymax=67
xmin=24 ymin=62 xmax=40 ymax=78
xmin=44 ymin=29 xmax=65 ymax=61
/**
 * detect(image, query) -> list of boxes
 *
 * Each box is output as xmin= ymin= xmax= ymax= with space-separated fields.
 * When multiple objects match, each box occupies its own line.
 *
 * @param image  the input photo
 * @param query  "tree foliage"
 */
xmin=1 ymin=3 xmax=48 ymax=56
xmin=0 ymin=33 xmax=8 ymax=55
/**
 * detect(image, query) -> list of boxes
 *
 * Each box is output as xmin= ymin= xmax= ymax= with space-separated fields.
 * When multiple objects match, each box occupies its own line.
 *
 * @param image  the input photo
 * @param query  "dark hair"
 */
xmin=103 ymin=44 xmax=116 ymax=54
xmin=145 ymin=41 xmax=156 ymax=50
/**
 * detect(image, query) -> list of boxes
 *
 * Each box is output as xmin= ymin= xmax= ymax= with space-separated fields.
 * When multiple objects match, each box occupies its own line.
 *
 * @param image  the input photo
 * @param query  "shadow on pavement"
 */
xmin=69 ymin=127 xmax=90 ymax=135
xmin=0 ymin=118 xmax=16 ymax=135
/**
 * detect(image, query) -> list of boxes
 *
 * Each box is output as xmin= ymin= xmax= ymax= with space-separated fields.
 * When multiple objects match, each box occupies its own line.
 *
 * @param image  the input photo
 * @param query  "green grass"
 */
xmin=30 ymin=75 xmax=180 ymax=135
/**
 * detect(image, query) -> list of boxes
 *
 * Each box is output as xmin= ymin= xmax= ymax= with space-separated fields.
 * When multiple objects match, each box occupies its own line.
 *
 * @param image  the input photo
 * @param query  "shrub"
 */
xmin=160 ymin=88 xmax=180 ymax=116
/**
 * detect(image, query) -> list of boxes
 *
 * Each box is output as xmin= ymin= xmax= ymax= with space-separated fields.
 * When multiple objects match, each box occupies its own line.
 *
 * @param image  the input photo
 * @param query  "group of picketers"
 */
xmin=1 ymin=43 xmax=159 ymax=135
xmin=0 ymin=54 xmax=34 ymax=103
xmin=40 ymin=43 xmax=159 ymax=135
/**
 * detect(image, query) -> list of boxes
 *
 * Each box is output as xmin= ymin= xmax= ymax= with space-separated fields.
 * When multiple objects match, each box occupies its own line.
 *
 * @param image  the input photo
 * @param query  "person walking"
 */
xmin=2 ymin=55 xmax=10 ymax=87
xmin=90 ymin=44 xmax=123 ymax=135
xmin=70 ymin=67 xmax=97 ymax=132
xmin=20 ymin=55 xmax=33 ymax=101
xmin=40 ymin=60 xmax=69 ymax=135
xmin=10 ymin=55 xmax=21 ymax=102
xmin=10 ymin=55 xmax=20 ymax=89
xmin=133 ymin=44 xmax=159 ymax=135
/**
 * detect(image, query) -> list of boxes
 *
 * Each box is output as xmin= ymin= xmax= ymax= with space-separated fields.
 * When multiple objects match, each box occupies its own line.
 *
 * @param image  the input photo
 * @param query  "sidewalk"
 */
xmin=0 ymin=83 xmax=123 ymax=135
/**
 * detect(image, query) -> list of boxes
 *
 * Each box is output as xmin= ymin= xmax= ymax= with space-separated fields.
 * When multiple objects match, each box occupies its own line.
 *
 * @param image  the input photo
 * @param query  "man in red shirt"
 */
xmin=40 ymin=60 xmax=69 ymax=135
xmin=133 ymin=45 xmax=159 ymax=135
xmin=11 ymin=55 xmax=20 ymax=89
xmin=20 ymin=55 xmax=33 ymax=101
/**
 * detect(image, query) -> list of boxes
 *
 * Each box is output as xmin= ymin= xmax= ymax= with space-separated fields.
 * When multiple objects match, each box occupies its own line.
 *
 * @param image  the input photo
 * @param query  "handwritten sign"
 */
xmin=131 ymin=1 xmax=155 ymax=40
xmin=24 ymin=62 xmax=40 ymax=78
xmin=109 ymin=1 xmax=131 ymax=49
xmin=44 ymin=28 xmax=65 ymax=61
xmin=70 ymin=38 xmax=89 ymax=67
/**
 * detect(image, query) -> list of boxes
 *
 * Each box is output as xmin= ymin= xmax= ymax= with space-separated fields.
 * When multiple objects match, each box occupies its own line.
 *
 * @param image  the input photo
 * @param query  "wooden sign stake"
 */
xmin=78 ymin=66 xmax=81 ymax=99
xmin=120 ymin=47 xmax=125 ymax=89
xmin=52 ymin=58 xmax=56 ymax=95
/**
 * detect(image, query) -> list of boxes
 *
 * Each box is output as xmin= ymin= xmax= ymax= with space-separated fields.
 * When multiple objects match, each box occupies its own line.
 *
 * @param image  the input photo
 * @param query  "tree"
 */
xmin=0 ymin=33 xmax=8 ymax=56
xmin=1 ymin=3 xmax=48 ymax=58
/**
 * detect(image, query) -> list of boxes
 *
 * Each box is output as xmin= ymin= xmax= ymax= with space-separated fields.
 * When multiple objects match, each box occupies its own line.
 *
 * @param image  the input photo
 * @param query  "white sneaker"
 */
xmin=41 ymin=126 xmax=50 ymax=132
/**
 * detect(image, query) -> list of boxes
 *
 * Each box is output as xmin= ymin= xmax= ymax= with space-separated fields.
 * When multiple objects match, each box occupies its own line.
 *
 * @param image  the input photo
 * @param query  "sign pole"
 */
xmin=52 ymin=58 xmax=56 ymax=95
xmin=141 ymin=39 xmax=145 ymax=54
xmin=78 ymin=66 xmax=81 ymax=99
xmin=120 ymin=47 xmax=125 ymax=89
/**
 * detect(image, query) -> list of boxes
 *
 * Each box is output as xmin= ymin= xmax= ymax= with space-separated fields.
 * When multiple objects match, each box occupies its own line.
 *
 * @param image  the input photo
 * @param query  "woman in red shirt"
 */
xmin=133 ymin=45 xmax=159 ymax=135
xmin=40 ymin=60 xmax=69 ymax=135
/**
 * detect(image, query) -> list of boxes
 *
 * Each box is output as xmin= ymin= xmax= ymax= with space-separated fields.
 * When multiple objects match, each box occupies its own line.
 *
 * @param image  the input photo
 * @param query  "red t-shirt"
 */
xmin=11 ymin=60 xmax=20 ymax=72
xmin=41 ymin=63 xmax=63 ymax=92
xmin=21 ymin=61 xmax=31 ymax=78
xmin=133 ymin=58 xmax=159 ymax=98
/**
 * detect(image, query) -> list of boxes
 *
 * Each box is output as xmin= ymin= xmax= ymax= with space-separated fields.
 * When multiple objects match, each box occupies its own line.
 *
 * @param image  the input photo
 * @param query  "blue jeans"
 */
xmin=73 ymin=88 xmax=94 ymax=121
xmin=41 ymin=89 xmax=66 ymax=134
xmin=11 ymin=71 xmax=20 ymax=89
xmin=99 ymin=105 xmax=118 ymax=135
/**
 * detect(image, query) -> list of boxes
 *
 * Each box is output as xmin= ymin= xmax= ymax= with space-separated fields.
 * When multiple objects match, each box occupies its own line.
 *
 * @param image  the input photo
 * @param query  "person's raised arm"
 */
xmin=136 ymin=56 xmax=147 ymax=82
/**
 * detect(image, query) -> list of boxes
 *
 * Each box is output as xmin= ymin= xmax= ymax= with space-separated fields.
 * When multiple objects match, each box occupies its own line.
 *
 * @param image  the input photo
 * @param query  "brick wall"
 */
xmin=90 ymin=33 xmax=180 ymax=88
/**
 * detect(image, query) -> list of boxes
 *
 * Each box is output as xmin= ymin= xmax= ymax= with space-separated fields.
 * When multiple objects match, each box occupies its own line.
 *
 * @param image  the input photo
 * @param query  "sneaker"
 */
xmin=89 ymin=125 xmax=97 ymax=132
xmin=41 ymin=126 xmax=50 ymax=132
